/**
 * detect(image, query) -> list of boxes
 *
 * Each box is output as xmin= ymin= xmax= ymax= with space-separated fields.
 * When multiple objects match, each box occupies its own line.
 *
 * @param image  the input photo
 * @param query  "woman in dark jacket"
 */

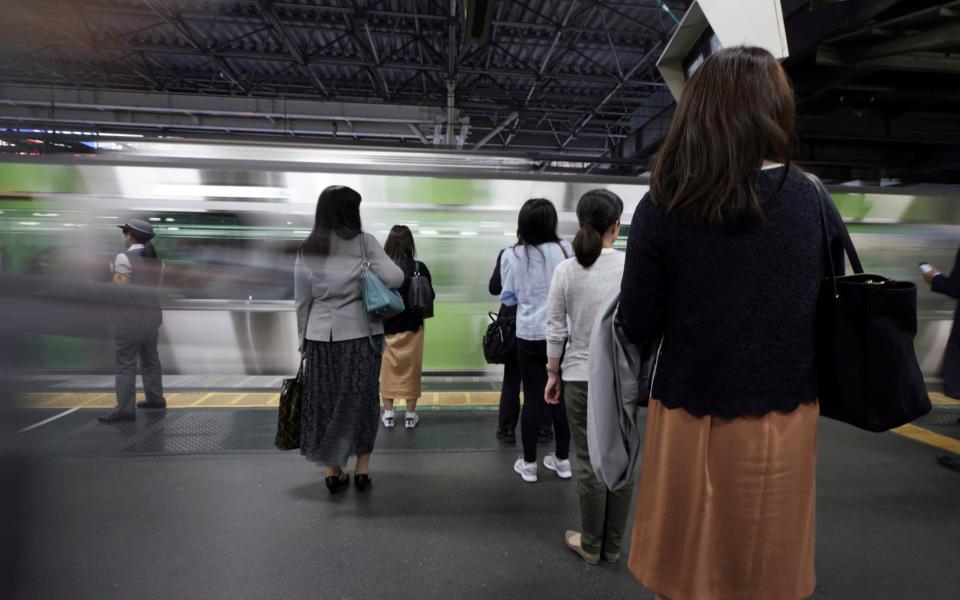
xmin=295 ymin=186 xmax=404 ymax=494
xmin=619 ymin=47 xmax=844 ymax=599
xmin=380 ymin=225 xmax=433 ymax=429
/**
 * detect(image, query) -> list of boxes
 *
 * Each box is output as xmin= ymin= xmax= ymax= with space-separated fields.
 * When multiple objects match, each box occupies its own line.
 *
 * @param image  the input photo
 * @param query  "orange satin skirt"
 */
xmin=628 ymin=399 xmax=818 ymax=600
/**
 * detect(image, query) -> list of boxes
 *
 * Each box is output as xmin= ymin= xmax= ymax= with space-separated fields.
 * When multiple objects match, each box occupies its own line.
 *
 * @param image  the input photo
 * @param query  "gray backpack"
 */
xmin=586 ymin=291 xmax=661 ymax=490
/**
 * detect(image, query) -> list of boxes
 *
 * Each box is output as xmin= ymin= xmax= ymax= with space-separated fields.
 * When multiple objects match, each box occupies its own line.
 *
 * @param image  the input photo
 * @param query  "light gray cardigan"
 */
xmin=295 ymin=232 xmax=404 ymax=345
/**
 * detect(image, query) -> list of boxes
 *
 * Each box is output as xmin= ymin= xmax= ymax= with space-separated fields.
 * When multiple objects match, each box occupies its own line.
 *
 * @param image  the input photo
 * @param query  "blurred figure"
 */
xmin=100 ymin=219 xmax=166 ymax=423
xmin=500 ymin=198 xmax=572 ymax=483
xmin=922 ymin=249 xmax=960 ymax=399
xmin=380 ymin=225 xmax=434 ymax=429
xmin=295 ymin=186 xmax=403 ymax=494
xmin=545 ymin=189 xmax=629 ymax=565
xmin=24 ymin=247 xmax=58 ymax=276
xmin=619 ymin=47 xmax=842 ymax=599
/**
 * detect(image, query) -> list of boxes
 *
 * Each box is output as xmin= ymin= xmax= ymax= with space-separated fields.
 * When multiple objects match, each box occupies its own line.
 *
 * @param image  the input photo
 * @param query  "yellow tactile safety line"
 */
xmin=16 ymin=390 xmax=504 ymax=409
xmin=892 ymin=424 xmax=960 ymax=455
xmin=16 ymin=391 xmax=960 ymax=454
xmin=929 ymin=392 xmax=960 ymax=406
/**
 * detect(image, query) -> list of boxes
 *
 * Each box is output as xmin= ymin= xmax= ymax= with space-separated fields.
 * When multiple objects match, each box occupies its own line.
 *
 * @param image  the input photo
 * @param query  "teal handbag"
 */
xmin=359 ymin=233 xmax=405 ymax=351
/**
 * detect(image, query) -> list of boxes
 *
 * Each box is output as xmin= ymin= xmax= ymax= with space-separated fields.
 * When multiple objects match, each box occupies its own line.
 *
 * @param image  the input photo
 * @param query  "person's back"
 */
xmin=296 ymin=230 xmax=402 ymax=343
xmin=618 ymin=47 xmax=840 ymax=600
xmin=500 ymin=240 xmax=571 ymax=341
xmin=544 ymin=189 xmax=631 ymax=565
xmin=499 ymin=197 xmax=573 ymax=483
xmin=622 ymin=166 xmax=842 ymax=418
xmin=548 ymin=250 xmax=624 ymax=381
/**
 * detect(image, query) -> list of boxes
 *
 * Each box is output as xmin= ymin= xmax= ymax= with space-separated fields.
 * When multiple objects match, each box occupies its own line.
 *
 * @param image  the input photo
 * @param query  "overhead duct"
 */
xmin=657 ymin=0 xmax=789 ymax=100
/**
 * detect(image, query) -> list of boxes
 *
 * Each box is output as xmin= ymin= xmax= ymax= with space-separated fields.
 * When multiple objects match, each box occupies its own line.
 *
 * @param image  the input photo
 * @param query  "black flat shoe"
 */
xmin=136 ymin=401 xmax=166 ymax=409
xmin=98 ymin=412 xmax=135 ymax=423
xmin=325 ymin=473 xmax=349 ymax=494
xmin=354 ymin=473 xmax=372 ymax=492
xmin=496 ymin=429 xmax=516 ymax=443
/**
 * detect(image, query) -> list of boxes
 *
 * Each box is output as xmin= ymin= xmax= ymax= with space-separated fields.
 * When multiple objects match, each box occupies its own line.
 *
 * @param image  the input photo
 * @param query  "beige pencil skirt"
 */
xmin=628 ymin=398 xmax=819 ymax=600
xmin=380 ymin=327 xmax=425 ymax=400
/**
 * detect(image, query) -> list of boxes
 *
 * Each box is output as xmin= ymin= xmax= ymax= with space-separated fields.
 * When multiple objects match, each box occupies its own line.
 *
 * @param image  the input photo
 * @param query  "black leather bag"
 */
xmin=274 ymin=365 xmax=303 ymax=450
xmin=813 ymin=178 xmax=931 ymax=432
xmin=407 ymin=262 xmax=435 ymax=319
xmin=483 ymin=310 xmax=516 ymax=364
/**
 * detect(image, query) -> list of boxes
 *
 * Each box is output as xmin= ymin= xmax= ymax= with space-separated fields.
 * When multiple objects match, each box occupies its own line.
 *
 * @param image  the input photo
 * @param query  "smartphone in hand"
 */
xmin=918 ymin=263 xmax=934 ymax=274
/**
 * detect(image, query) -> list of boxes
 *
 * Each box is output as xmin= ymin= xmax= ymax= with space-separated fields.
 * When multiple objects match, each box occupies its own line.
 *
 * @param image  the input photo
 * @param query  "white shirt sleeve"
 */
xmin=545 ymin=263 xmax=568 ymax=360
xmin=113 ymin=253 xmax=132 ymax=277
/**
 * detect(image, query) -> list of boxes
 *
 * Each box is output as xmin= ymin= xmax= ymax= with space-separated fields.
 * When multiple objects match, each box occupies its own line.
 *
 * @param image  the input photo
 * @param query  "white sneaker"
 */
xmin=513 ymin=458 xmax=538 ymax=483
xmin=404 ymin=412 xmax=420 ymax=429
xmin=543 ymin=453 xmax=572 ymax=479
xmin=381 ymin=410 xmax=395 ymax=429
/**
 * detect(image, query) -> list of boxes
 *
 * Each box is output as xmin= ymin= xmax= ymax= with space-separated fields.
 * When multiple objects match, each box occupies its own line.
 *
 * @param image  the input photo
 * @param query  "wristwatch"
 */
xmin=546 ymin=366 xmax=560 ymax=375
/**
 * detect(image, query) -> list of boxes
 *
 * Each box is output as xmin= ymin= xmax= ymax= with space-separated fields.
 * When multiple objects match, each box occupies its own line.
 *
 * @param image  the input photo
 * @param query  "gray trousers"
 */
xmin=564 ymin=381 xmax=635 ymax=556
xmin=115 ymin=324 xmax=165 ymax=414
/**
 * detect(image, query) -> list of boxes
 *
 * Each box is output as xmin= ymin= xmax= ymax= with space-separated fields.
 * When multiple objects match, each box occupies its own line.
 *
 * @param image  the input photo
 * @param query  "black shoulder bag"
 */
xmin=813 ymin=177 xmax=931 ymax=432
xmin=407 ymin=260 xmax=435 ymax=319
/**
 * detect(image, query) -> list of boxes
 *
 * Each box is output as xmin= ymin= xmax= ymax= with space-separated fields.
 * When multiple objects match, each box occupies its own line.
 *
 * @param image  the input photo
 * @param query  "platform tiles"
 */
xmin=16 ymin=390 xmax=506 ymax=409
xmin=16 ymin=390 xmax=959 ymax=410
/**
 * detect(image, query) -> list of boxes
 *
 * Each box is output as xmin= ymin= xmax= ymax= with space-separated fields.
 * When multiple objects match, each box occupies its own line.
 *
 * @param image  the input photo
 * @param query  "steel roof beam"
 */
xmin=5 ymin=37 xmax=666 ymax=87
xmin=256 ymin=0 xmax=328 ymax=96
xmin=140 ymin=0 xmax=247 ymax=94
xmin=560 ymin=42 xmax=661 ymax=150
xmin=843 ymin=21 xmax=960 ymax=62
xmin=0 ymin=84 xmax=444 ymax=124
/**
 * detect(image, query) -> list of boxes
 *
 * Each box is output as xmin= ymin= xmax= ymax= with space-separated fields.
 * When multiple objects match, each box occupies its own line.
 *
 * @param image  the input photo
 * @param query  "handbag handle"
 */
xmin=357 ymin=233 xmax=384 ymax=354
xmin=810 ymin=174 xmax=864 ymax=300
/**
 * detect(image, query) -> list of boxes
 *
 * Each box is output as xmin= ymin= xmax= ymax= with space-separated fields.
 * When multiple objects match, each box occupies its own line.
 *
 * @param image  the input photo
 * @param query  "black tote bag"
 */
xmin=813 ymin=178 xmax=931 ymax=432
xmin=274 ymin=365 xmax=303 ymax=450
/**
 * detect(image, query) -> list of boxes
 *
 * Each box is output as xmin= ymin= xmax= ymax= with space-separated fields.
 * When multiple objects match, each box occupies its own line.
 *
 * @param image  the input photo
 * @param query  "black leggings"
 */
xmin=517 ymin=338 xmax=570 ymax=463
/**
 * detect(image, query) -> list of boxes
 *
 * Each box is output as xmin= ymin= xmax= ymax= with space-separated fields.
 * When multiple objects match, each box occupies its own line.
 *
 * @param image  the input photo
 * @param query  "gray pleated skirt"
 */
xmin=300 ymin=336 xmax=383 ymax=467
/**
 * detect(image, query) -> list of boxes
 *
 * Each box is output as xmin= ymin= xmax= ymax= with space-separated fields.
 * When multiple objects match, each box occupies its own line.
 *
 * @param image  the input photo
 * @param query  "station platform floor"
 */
xmin=6 ymin=376 xmax=960 ymax=599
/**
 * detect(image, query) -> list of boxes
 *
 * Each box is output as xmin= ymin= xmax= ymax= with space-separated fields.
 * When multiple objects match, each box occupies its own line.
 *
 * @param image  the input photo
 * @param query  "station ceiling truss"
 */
xmin=0 ymin=0 xmax=686 ymax=174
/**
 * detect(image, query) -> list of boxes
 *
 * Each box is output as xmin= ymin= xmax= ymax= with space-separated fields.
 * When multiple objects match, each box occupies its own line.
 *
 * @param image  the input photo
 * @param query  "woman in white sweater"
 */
xmin=544 ymin=189 xmax=628 ymax=565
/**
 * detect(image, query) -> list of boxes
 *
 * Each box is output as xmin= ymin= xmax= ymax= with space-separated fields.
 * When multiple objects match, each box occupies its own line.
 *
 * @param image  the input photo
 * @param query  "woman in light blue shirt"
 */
xmin=500 ymin=198 xmax=573 ymax=483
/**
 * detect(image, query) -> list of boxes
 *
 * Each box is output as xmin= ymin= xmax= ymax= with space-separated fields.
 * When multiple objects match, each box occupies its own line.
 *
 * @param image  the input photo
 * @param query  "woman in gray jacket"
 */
xmin=295 ymin=185 xmax=404 ymax=494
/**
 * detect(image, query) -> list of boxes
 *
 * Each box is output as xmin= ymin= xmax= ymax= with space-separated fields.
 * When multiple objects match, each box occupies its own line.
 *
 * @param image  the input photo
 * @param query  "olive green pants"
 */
xmin=564 ymin=381 xmax=635 ymax=556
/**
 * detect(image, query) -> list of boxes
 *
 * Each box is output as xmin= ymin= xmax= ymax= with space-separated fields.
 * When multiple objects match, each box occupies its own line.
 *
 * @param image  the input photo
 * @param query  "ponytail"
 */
xmin=140 ymin=242 xmax=159 ymax=260
xmin=572 ymin=223 xmax=603 ymax=267
xmin=572 ymin=189 xmax=624 ymax=268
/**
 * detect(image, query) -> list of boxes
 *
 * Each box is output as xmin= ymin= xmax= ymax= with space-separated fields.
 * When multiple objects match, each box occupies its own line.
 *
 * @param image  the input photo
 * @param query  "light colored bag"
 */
xmin=586 ymin=290 xmax=660 ymax=490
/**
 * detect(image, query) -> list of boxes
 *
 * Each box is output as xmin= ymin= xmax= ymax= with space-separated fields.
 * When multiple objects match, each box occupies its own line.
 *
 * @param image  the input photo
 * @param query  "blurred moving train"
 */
xmin=1 ymin=140 xmax=958 ymax=380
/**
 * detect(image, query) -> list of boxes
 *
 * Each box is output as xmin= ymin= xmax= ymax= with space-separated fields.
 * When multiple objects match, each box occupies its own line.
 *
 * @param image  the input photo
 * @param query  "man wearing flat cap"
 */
xmin=99 ymin=219 xmax=167 ymax=423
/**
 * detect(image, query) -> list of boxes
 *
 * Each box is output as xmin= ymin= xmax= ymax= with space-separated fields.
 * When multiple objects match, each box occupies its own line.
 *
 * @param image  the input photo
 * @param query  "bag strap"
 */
xmin=555 ymin=241 xmax=570 ymax=259
xmin=809 ymin=174 xmax=864 ymax=300
xmin=357 ymin=233 xmax=384 ymax=354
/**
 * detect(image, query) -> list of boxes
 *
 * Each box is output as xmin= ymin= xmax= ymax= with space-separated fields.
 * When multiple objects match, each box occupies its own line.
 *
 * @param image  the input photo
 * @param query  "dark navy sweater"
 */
xmin=619 ymin=167 xmax=846 ymax=419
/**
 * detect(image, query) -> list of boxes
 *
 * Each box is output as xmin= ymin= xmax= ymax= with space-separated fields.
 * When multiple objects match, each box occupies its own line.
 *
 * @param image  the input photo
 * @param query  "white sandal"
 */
xmin=381 ymin=410 xmax=395 ymax=428
xmin=404 ymin=412 xmax=420 ymax=429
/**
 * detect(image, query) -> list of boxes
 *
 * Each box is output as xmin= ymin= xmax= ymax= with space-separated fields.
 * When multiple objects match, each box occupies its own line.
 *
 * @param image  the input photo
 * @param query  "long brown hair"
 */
xmin=651 ymin=46 xmax=795 ymax=229
xmin=384 ymin=225 xmax=416 ymax=262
